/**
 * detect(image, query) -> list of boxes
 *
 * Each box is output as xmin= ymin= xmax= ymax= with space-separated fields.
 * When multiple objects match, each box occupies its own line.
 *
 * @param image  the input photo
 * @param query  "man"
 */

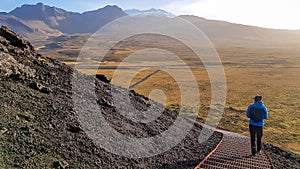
xmin=246 ymin=95 xmax=268 ymax=156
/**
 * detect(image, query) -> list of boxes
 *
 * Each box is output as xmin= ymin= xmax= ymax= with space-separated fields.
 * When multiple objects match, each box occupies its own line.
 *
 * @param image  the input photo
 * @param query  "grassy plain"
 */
xmin=36 ymin=34 xmax=300 ymax=154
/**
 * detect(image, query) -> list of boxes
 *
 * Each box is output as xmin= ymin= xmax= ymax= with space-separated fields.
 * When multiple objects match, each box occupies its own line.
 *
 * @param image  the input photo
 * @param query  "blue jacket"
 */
xmin=247 ymin=101 xmax=268 ymax=126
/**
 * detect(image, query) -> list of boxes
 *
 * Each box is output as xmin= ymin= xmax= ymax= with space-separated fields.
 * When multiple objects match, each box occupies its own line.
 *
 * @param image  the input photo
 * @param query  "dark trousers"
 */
xmin=249 ymin=124 xmax=263 ymax=155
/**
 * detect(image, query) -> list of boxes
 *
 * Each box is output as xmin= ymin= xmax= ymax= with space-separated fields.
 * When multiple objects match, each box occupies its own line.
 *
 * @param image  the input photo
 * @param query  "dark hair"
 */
xmin=254 ymin=95 xmax=262 ymax=102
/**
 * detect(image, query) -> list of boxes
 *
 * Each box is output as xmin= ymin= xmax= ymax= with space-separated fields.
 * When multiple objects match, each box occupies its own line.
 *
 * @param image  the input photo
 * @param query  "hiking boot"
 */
xmin=251 ymin=148 xmax=256 ymax=156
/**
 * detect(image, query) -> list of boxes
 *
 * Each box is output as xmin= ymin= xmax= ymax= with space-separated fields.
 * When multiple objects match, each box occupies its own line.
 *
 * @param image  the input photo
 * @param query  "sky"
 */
xmin=0 ymin=0 xmax=300 ymax=30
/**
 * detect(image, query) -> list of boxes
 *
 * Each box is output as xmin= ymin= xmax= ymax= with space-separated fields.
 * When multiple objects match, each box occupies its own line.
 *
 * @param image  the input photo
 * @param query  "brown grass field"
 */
xmin=36 ymin=34 xmax=300 ymax=154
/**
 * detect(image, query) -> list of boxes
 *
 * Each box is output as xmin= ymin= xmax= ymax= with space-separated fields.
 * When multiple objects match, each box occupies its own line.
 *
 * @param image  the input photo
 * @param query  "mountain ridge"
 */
xmin=8 ymin=3 xmax=127 ymax=34
xmin=0 ymin=3 xmax=300 ymax=47
xmin=0 ymin=12 xmax=36 ymax=37
xmin=180 ymin=15 xmax=300 ymax=47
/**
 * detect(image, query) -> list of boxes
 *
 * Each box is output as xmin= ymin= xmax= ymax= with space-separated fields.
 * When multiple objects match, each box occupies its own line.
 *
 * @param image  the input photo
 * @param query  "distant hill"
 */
xmin=9 ymin=3 xmax=71 ymax=28
xmin=125 ymin=8 xmax=174 ymax=17
xmin=180 ymin=15 xmax=300 ymax=47
xmin=9 ymin=3 xmax=127 ymax=34
xmin=0 ymin=12 xmax=35 ymax=37
xmin=63 ymin=5 xmax=127 ymax=34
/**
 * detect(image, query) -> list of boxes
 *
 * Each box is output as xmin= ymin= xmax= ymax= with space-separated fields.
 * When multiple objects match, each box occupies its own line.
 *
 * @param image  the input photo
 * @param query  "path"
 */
xmin=195 ymin=127 xmax=275 ymax=169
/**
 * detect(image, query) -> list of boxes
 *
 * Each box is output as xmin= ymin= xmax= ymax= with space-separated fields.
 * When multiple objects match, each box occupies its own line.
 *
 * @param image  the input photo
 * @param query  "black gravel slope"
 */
xmin=0 ymin=26 xmax=222 ymax=168
xmin=264 ymin=143 xmax=300 ymax=169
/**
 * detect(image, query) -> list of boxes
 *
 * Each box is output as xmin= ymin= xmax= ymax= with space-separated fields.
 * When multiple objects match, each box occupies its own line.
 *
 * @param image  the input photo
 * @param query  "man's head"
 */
xmin=254 ymin=95 xmax=263 ymax=102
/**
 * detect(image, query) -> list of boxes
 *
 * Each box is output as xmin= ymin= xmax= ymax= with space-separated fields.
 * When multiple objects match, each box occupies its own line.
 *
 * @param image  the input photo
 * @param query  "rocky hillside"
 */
xmin=0 ymin=26 xmax=222 ymax=168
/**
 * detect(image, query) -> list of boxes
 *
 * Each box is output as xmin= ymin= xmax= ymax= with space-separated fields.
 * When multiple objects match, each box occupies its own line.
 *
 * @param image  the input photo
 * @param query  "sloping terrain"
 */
xmin=0 ymin=26 xmax=223 ymax=168
xmin=181 ymin=15 xmax=300 ymax=47
xmin=0 ymin=12 xmax=36 ymax=37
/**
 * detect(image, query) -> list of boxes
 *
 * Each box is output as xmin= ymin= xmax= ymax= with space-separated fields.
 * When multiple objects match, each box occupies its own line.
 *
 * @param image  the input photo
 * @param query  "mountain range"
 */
xmin=0 ymin=3 xmax=300 ymax=47
xmin=8 ymin=3 xmax=126 ymax=34
xmin=0 ymin=3 xmax=172 ymax=36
